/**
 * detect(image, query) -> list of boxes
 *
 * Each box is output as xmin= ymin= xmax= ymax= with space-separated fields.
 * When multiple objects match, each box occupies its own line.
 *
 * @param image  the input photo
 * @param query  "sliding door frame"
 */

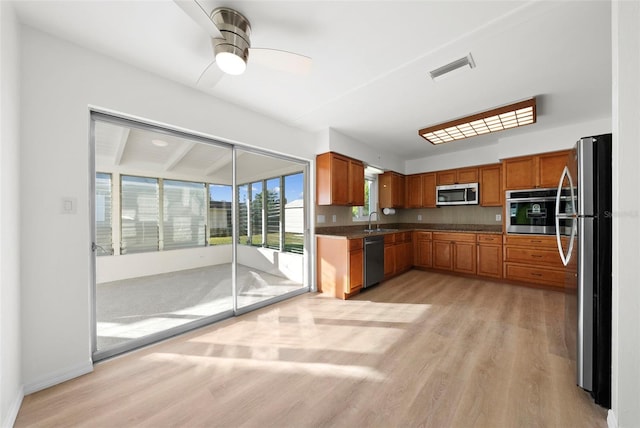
xmin=89 ymin=109 xmax=311 ymax=361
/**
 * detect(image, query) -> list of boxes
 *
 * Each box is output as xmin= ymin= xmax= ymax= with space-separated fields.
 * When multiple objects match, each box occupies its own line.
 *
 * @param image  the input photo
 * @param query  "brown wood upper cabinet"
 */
xmin=404 ymin=172 xmax=436 ymax=208
xmin=379 ymin=171 xmax=405 ymax=208
xmin=503 ymin=150 xmax=570 ymax=190
xmin=316 ymin=152 xmax=365 ymax=206
xmin=436 ymin=167 xmax=478 ymax=185
xmin=479 ymin=164 xmax=502 ymax=207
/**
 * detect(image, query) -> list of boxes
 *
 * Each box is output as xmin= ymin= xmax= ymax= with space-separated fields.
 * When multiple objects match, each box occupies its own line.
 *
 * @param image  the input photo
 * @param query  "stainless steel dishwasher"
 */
xmin=363 ymin=235 xmax=384 ymax=288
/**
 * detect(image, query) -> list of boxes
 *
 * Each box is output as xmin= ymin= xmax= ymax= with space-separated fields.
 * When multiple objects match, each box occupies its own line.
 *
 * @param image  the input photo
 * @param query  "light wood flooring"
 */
xmin=15 ymin=270 xmax=607 ymax=427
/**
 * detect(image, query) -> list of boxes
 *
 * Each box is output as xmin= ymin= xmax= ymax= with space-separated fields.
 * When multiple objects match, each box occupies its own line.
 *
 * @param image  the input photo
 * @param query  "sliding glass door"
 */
xmin=90 ymin=112 xmax=308 ymax=360
xmin=235 ymin=149 xmax=308 ymax=312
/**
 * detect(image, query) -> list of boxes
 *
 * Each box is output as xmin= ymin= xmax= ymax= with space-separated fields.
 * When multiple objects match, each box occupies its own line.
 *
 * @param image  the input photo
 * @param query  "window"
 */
xmin=95 ymin=173 xmax=113 ymax=255
xmin=237 ymin=184 xmax=249 ymax=245
xmin=249 ymin=181 xmax=263 ymax=246
xmin=284 ymin=173 xmax=304 ymax=254
xmin=163 ymin=180 xmax=206 ymax=250
xmin=265 ymin=177 xmax=281 ymax=249
xmin=352 ymin=176 xmax=377 ymax=222
xmin=208 ymin=184 xmax=232 ymax=245
xmin=121 ymin=175 xmax=159 ymax=254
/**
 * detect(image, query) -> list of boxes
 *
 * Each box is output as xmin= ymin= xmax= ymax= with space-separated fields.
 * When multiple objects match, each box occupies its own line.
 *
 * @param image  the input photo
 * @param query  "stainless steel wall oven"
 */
xmin=505 ymin=188 xmax=572 ymax=235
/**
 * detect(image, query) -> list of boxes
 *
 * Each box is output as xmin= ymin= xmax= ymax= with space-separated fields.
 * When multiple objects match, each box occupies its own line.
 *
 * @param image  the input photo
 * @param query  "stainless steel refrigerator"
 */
xmin=555 ymin=134 xmax=612 ymax=408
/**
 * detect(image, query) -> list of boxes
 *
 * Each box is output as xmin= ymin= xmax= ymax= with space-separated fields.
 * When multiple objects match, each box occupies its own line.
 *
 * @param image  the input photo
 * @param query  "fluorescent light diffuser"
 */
xmin=418 ymin=98 xmax=537 ymax=145
xmin=429 ymin=53 xmax=476 ymax=81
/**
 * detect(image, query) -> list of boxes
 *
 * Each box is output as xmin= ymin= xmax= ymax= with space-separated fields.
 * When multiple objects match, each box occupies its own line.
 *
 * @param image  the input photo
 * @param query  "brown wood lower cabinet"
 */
xmin=432 ymin=232 xmax=477 ymax=275
xmin=503 ymin=234 xmax=569 ymax=289
xmin=477 ymin=234 xmax=503 ymax=279
xmin=384 ymin=232 xmax=413 ymax=279
xmin=316 ymin=236 xmax=363 ymax=299
xmin=413 ymin=231 xmax=433 ymax=268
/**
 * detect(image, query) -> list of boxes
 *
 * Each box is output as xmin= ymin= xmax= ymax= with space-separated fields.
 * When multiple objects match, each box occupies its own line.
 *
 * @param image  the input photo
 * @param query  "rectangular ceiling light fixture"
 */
xmin=429 ymin=53 xmax=476 ymax=81
xmin=418 ymin=97 xmax=537 ymax=145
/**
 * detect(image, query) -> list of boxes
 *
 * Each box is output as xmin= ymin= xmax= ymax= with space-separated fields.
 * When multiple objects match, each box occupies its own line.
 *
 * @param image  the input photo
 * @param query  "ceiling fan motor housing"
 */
xmin=210 ymin=7 xmax=251 ymax=63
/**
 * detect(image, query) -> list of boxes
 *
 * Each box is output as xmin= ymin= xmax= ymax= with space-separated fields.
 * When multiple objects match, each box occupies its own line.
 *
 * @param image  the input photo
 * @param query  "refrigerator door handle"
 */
xmin=555 ymin=166 xmax=576 ymax=266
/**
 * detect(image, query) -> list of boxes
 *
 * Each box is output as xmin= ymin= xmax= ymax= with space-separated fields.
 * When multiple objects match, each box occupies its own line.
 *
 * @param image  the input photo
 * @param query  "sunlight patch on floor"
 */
xmin=143 ymin=352 xmax=386 ymax=381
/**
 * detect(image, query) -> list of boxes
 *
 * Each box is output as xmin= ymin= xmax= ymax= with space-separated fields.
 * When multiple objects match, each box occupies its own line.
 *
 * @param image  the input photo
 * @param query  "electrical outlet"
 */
xmin=417 ymin=214 xmax=422 ymax=221
xmin=332 ymin=215 xmax=337 ymax=223
xmin=495 ymin=214 xmax=502 ymax=222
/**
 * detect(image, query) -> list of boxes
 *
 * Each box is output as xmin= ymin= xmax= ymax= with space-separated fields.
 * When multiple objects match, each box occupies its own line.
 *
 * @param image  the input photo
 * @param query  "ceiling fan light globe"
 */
xmin=216 ymin=51 xmax=246 ymax=75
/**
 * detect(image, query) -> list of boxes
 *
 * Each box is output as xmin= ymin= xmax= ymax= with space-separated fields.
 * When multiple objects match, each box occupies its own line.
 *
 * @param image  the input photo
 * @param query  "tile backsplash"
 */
xmin=315 ymin=204 xmax=503 ymax=227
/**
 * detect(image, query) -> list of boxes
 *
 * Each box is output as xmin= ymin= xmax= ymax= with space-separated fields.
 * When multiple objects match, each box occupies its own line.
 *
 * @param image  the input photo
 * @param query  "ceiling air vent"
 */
xmin=429 ymin=53 xmax=476 ymax=81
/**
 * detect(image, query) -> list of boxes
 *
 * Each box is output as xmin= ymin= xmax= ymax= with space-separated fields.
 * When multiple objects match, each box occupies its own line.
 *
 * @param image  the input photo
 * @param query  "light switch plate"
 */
xmin=61 ymin=197 xmax=77 ymax=214
xmin=332 ymin=215 xmax=337 ymax=223
xmin=317 ymin=214 xmax=325 ymax=223
xmin=495 ymin=214 xmax=502 ymax=221
xmin=417 ymin=214 xmax=422 ymax=221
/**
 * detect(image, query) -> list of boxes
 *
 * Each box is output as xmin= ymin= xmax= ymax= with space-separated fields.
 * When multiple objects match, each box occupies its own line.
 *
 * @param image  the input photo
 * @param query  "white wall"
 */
xmin=405 ymin=117 xmax=611 ymax=174
xmin=0 ymin=2 xmax=23 ymax=426
xmin=237 ymin=247 xmax=304 ymax=283
xmin=19 ymin=26 xmax=318 ymax=393
xmin=327 ymin=128 xmax=404 ymax=172
xmin=610 ymin=2 xmax=640 ymax=427
xmin=96 ymin=246 xmax=233 ymax=284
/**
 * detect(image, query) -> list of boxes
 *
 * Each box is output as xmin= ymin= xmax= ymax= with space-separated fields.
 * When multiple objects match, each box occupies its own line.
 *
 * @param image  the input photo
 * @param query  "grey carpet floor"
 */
xmin=96 ymin=264 xmax=305 ymax=350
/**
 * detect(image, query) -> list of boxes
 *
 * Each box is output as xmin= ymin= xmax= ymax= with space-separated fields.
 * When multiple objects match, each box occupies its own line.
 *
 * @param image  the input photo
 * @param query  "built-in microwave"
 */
xmin=506 ymin=188 xmax=573 ymax=234
xmin=436 ymin=183 xmax=479 ymax=206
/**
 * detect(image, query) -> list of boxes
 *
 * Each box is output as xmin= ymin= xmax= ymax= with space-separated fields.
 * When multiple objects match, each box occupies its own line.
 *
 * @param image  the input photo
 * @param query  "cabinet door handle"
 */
xmin=531 ymin=272 xmax=543 ymax=277
xmin=531 ymin=240 xmax=542 ymax=243
xmin=531 ymin=254 xmax=543 ymax=258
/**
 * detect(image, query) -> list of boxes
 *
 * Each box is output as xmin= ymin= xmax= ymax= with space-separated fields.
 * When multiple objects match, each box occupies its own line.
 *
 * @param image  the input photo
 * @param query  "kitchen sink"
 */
xmin=363 ymin=228 xmax=399 ymax=233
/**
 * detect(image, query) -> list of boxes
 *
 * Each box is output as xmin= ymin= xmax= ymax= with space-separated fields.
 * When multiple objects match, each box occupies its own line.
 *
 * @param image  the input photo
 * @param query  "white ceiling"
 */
xmin=14 ymin=0 xmax=612 ymax=160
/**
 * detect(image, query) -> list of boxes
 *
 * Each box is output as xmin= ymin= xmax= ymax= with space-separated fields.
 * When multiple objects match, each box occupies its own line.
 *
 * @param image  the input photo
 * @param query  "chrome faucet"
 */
xmin=368 ymin=211 xmax=378 ymax=231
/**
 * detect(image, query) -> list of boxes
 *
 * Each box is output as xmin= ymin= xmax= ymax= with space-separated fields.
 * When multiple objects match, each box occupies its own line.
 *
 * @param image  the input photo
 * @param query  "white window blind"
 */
xmin=121 ymin=175 xmax=159 ymax=254
xmin=266 ymin=177 xmax=281 ymax=250
xmin=95 ymin=173 xmax=113 ymax=255
xmin=163 ymin=179 xmax=206 ymax=250
xmin=237 ymin=184 xmax=249 ymax=245
xmin=208 ymin=184 xmax=232 ymax=244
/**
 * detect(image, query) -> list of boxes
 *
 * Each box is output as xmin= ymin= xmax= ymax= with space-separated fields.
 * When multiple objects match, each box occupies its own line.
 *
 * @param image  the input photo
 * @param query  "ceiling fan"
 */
xmin=175 ymin=1 xmax=312 ymax=87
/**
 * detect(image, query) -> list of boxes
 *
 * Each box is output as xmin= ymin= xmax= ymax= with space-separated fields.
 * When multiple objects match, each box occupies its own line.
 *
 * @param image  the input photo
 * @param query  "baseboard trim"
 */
xmin=23 ymin=360 xmax=93 ymax=395
xmin=2 ymin=385 xmax=24 ymax=428
xmin=607 ymin=409 xmax=618 ymax=428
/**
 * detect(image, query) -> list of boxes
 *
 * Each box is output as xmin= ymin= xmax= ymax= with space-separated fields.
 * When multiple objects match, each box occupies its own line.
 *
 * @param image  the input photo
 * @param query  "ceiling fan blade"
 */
xmin=249 ymin=48 xmax=312 ymax=75
xmin=196 ymin=59 xmax=224 ymax=88
xmin=173 ymin=0 xmax=222 ymax=39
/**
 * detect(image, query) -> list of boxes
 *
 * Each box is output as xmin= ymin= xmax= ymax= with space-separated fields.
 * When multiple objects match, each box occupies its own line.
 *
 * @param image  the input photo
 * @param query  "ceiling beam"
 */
xmin=113 ymin=127 xmax=130 ymax=166
xmin=205 ymin=151 xmax=246 ymax=176
xmin=164 ymin=141 xmax=196 ymax=171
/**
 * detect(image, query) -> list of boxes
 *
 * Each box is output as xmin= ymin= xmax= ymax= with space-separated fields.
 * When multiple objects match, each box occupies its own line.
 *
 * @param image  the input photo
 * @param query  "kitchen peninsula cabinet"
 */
xmin=436 ymin=167 xmax=478 ymax=185
xmin=379 ymin=171 xmax=405 ymax=208
xmin=503 ymin=150 xmax=570 ymax=190
xmin=316 ymin=236 xmax=363 ymax=299
xmin=503 ymin=234 xmax=568 ymax=289
xmin=476 ymin=234 xmax=502 ymax=278
xmin=316 ymin=152 xmax=364 ymax=206
xmin=479 ymin=164 xmax=502 ymax=206
xmin=432 ymin=232 xmax=477 ymax=274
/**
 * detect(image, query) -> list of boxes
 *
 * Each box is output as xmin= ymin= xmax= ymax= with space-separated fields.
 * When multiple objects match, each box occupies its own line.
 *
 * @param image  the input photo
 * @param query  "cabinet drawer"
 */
xmin=433 ymin=232 xmax=476 ymax=243
xmin=414 ymin=231 xmax=432 ymax=241
xmin=349 ymin=238 xmax=363 ymax=251
xmin=504 ymin=246 xmax=564 ymax=268
xmin=397 ymin=232 xmax=412 ymax=242
xmin=504 ymin=263 xmax=566 ymax=287
xmin=384 ymin=234 xmax=396 ymax=245
xmin=477 ymin=234 xmax=501 ymax=244
xmin=503 ymin=234 xmax=557 ymax=248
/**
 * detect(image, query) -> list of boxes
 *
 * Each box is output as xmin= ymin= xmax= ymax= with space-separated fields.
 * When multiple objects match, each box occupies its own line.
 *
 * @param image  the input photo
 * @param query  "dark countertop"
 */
xmin=316 ymin=223 xmax=503 ymax=239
